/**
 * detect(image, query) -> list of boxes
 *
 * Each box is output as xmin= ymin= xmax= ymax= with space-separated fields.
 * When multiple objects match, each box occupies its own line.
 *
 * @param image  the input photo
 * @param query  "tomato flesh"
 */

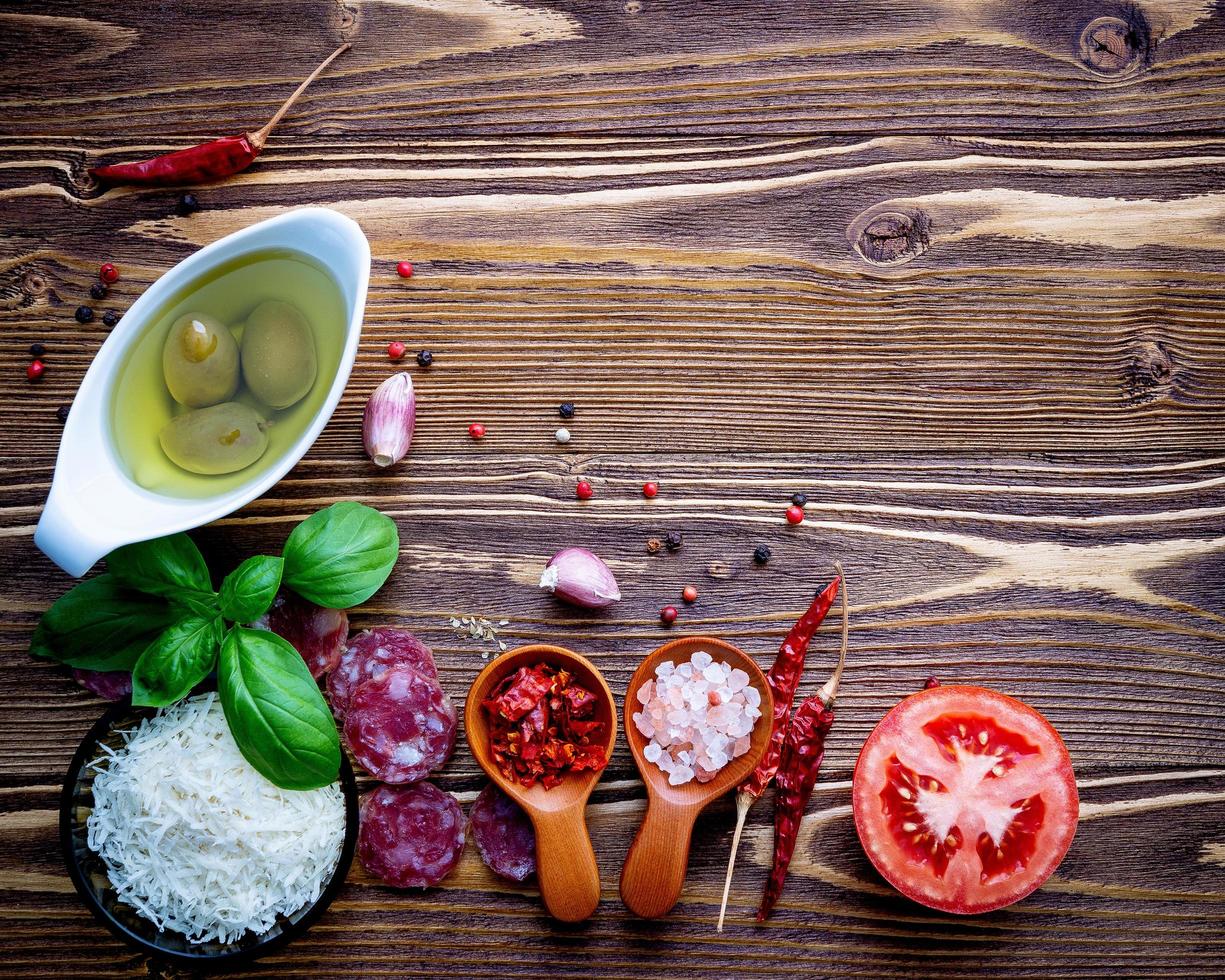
xmin=852 ymin=685 xmax=1077 ymax=914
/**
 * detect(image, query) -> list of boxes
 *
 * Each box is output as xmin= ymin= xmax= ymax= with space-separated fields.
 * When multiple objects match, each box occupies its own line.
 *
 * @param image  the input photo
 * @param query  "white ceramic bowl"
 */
xmin=36 ymin=207 xmax=369 ymax=577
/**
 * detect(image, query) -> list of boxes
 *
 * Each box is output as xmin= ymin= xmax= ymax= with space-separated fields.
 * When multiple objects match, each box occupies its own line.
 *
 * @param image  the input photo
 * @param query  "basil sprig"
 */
xmin=30 ymin=502 xmax=399 ymax=791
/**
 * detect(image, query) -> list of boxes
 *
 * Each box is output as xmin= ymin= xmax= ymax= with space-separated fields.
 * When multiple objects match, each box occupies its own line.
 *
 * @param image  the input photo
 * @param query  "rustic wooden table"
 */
xmin=2 ymin=2 xmax=1224 ymax=977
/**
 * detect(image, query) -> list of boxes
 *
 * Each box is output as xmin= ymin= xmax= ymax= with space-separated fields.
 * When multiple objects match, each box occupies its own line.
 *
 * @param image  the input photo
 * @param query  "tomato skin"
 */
xmin=852 ymin=685 xmax=1078 ymax=915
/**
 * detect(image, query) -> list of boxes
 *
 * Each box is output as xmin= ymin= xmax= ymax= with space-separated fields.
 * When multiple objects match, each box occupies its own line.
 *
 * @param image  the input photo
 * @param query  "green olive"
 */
xmin=162 ymin=313 xmax=240 ymax=408
xmin=240 ymin=301 xmax=317 ymax=409
xmin=158 ymin=402 xmax=269 ymax=475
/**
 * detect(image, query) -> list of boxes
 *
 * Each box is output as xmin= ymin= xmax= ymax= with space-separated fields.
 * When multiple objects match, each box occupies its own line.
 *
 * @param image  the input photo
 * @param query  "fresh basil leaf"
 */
xmin=218 ymin=555 xmax=283 ymax=624
xmin=31 ymin=575 xmax=178 ymax=671
xmin=280 ymin=501 xmax=398 ymax=609
xmin=107 ymin=533 xmax=216 ymax=611
xmin=131 ymin=615 xmax=223 ymax=707
xmin=217 ymin=626 xmax=340 ymax=790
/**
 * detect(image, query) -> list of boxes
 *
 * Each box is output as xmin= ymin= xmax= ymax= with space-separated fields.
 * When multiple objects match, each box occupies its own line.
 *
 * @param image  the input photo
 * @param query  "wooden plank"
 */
xmin=3 ymin=135 xmax=1225 ymax=454
xmin=3 ymin=2 xmax=1225 ymax=136
xmin=1 ymin=452 xmax=1223 ymax=976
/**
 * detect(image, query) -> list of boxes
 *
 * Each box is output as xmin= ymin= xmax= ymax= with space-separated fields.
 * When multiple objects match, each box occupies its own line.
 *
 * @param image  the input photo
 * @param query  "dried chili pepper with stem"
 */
xmin=757 ymin=571 xmax=849 ymax=920
xmin=715 ymin=564 xmax=843 ymax=931
xmin=89 ymin=43 xmax=351 ymax=186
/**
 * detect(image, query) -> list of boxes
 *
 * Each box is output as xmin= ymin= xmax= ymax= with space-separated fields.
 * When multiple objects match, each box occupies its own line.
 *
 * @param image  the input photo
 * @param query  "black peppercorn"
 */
xmin=177 ymin=192 xmax=200 ymax=216
xmin=753 ymin=544 xmax=772 ymax=565
xmin=74 ymin=306 xmax=94 ymax=324
xmin=29 ymin=342 xmax=46 ymax=357
xmin=416 ymin=350 xmax=433 ymax=367
xmin=55 ymin=405 xmax=70 ymax=423
xmin=664 ymin=530 xmax=683 ymax=552
xmin=559 ymin=402 xmax=575 ymax=419
xmin=790 ymin=492 xmax=807 ymax=508
xmin=101 ymin=310 xmax=120 ymax=327
xmin=89 ymin=282 xmax=108 ymax=300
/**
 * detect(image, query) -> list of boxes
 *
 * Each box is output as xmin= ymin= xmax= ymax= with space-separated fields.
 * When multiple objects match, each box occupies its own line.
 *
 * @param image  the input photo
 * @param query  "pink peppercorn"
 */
xmin=387 ymin=341 xmax=406 ymax=360
xmin=642 ymin=482 xmax=659 ymax=498
xmin=660 ymin=605 xmax=678 ymax=625
xmin=99 ymin=262 xmax=119 ymax=284
xmin=468 ymin=423 xmax=486 ymax=440
xmin=785 ymin=505 xmax=804 ymax=525
xmin=575 ymin=480 xmax=593 ymax=500
xmin=396 ymin=261 xmax=414 ymax=278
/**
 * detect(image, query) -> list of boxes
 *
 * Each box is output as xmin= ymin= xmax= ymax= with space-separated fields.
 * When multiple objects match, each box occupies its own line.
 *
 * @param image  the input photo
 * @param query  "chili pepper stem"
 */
xmin=816 ymin=560 xmax=849 ymax=708
xmin=248 ymin=43 xmax=352 ymax=150
xmin=716 ymin=791 xmax=754 ymax=932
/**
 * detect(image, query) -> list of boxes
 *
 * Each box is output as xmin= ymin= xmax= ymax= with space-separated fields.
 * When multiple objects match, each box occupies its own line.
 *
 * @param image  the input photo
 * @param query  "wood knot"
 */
xmin=335 ymin=1 xmax=357 ymax=32
xmin=624 ymin=0 xmax=643 ymax=14
xmin=849 ymin=208 xmax=931 ymax=266
xmin=706 ymin=561 xmax=731 ymax=579
xmin=1125 ymin=339 xmax=1176 ymax=405
xmin=1078 ymin=14 xmax=1149 ymax=77
xmin=22 ymin=271 xmax=47 ymax=297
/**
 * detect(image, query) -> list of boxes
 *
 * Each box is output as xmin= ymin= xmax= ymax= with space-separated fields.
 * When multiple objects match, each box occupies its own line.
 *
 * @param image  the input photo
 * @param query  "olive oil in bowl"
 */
xmin=111 ymin=248 xmax=346 ymax=498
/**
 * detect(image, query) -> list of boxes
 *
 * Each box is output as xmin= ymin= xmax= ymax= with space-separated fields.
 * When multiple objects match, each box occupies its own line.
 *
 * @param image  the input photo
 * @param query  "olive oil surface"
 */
xmin=111 ymin=248 xmax=346 ymax=498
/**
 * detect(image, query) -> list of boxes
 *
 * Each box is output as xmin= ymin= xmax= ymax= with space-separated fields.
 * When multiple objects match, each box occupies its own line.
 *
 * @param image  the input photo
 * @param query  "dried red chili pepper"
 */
xmin=716 ymin=563 xmax=844 ymax=931
xmin=483 ymin=661 xmax=608 ymax=789
xmin=757 ymin=577 xmax=848 ymax=919
xmin=89 ymin=44 xmax=350 ymax=186
xmin=756 ymin=695 xmax=835 ymax=919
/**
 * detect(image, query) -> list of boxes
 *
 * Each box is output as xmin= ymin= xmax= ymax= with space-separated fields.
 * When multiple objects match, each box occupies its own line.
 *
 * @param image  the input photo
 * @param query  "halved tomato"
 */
xmin=852 ymin=685 xmax=1077 ymax=914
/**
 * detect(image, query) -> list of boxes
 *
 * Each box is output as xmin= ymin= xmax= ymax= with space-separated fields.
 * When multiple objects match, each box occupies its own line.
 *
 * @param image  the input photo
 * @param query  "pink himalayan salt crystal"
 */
xmin=632 ymin=650 xmax=763 ymax=786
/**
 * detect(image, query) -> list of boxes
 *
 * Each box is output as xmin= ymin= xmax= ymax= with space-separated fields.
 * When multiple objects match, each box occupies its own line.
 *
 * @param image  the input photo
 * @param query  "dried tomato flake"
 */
xmin=482 ymin=661 xmax=608 ymax=789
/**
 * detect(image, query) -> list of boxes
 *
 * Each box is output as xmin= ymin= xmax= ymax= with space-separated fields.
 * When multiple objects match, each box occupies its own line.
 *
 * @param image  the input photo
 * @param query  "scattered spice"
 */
xmin=29 ymin=343 xmax=46 ymax=357
xmin=791 ymin=493 xmax=807 ymax=508
xmin=555 ymin=427 xmax=571 ymax=444
xmin=74 ymin=306 xmax=94 ymax=324
xmin=646 ymin=537 xmax=662 ymax=555
xmin=99 ymin=263 xmax=119 ymax=284
xmin=396 ymin=261 xmax=414 ymax=279
xmin=642 ymin=481 xmax=659 ymax=498
xmin=89 ymin=45 xmax=350 ymax=186
xmin=56 ymin=405 xmax=70 ymax=423
xmin=660 ymin=605 xmax=678 ymax=625
xmin=716 ymin=569 xmax=843 ymax=931
xmin=416 ymin=350 xmax=433 ymax=367
xmin=559 ymin=402 xmax=575 ymax=419
xmin=387 ymin=341 xmax=406 ymax=361
xmin=482 ymin=662 xmax=609 ymax=789
xmin=925 ymin=675 xmax=941 ymax=689
xmin=448 ymin=615 xmax=511 ymax=659
xmin=102 ymin=310 xmax=121 ymax=328
xmin=575 ymin=480 xmax=593 ymax=500
xmin=753 ymin=544 xmax=772 ymax=565
xmin=468 ymin=423 xmax=486 ymax=440
xmin=785 ymin=505 xmax=804 ymax=525
xmin=682 ymin=585 xmax=698 ymax=603
xmin=176 ymin=192 xmax=201 ymax=216
xmin=27 ymin=359 xmax=45 ymax=381
xmin=89 ymin=282 xmax=108 ymax=300
xmin=664 ymin=530 xmax=683 ymax=552
xmin=758 ymin=570 xmax=848 ymax=920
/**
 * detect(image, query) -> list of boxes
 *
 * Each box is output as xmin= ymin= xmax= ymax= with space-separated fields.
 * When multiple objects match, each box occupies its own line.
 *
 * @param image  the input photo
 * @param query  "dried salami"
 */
xmin=344 ymin=667 xmax=457 ymax=783
xmin=72 ymin=668 xmax=132 ymax=702
xmin=327 ymin=628 xmax=437 ymax=720
xmin=470 ymin=783 xmax=536 ymax=882
xmin=251 ymin=589 xmax=348 ymax=679
xmin=358 ymin=782 xmax=467 ymax=889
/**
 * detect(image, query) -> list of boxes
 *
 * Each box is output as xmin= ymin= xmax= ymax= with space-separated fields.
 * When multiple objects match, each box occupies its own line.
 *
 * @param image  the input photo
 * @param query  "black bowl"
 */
xmin=60 ymin=700 xmax=358 ymax=968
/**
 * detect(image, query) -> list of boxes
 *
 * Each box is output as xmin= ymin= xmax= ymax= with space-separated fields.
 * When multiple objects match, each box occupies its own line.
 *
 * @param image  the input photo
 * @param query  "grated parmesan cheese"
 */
xmin=86 ymin=694 xmax=345 ymax=945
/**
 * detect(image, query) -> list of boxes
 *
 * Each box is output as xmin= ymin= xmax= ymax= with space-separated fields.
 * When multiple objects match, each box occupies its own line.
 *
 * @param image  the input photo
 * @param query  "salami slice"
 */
xmin=327 ymin=628 xmax=437 ymax=720
xmin=72 ymin=669 xmax=132 ymax=702
xmin=344 ymin=667 xmax=457 ymax=783
xmin=358 ymin=782 xmax=467 ymax=889
xmin=251 ymin=590 xmax=348 ymax=679
xmin=470 ymin=783 xmax=536 ymax=882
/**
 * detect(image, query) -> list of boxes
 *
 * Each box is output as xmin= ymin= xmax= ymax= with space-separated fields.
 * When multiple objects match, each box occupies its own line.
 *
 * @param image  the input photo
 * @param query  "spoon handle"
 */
xmin=619 ymin=794 xmax=700 ymax=918
xmin=532 ymin=807 xmax=602 ymax=922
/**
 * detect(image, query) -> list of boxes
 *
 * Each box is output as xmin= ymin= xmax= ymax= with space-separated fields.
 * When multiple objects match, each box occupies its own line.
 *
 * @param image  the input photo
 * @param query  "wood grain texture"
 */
xmin=4 ymin=1 xmax=1225 ymax=135
xmin=4 ymin=135 xmax=1225 ymax=453
xmin=2 ymin=2 xmax=1224 ymax=976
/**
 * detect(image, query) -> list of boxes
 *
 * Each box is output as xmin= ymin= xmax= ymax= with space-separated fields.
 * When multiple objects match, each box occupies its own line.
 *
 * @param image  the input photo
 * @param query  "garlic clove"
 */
xmin=363 ymin=372 xmax=415 ymax=467
xmin=540 ymin=547 xmax=621 ymax=609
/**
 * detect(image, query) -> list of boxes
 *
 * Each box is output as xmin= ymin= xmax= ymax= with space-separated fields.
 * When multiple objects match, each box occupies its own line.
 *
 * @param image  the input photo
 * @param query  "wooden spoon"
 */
xmin=619 ymin=636 xmax=774 ymax=919
xmin=465 ymin=644 xmax=616 ymax=923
